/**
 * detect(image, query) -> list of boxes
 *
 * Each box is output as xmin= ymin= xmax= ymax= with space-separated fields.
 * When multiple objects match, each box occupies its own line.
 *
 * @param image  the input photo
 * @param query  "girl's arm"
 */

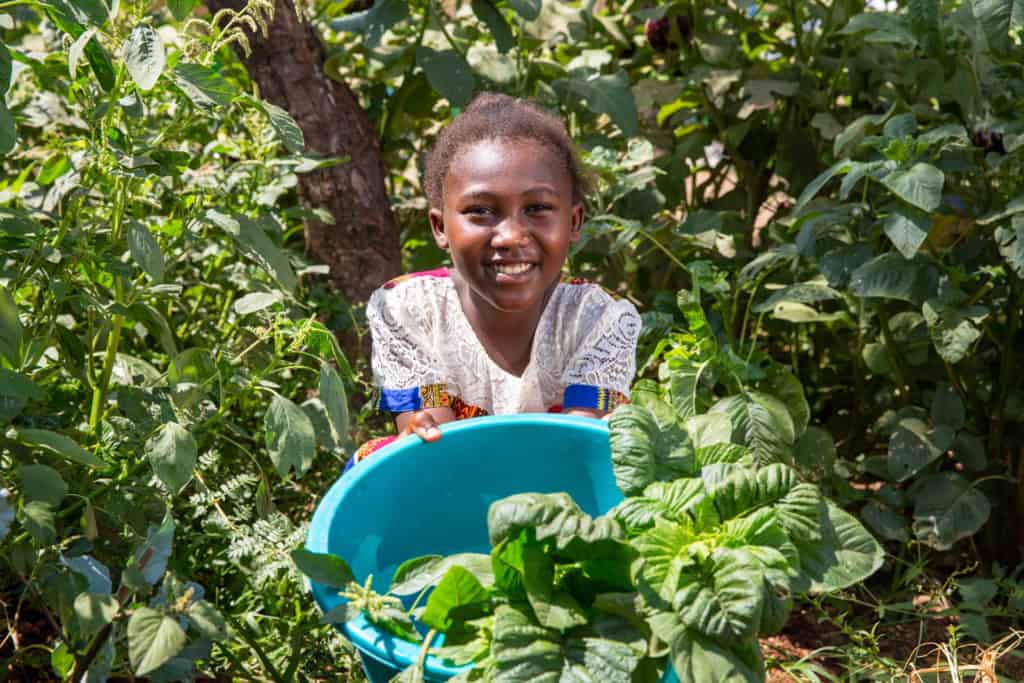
xmin=564 ymin=408 xmax=611 ymax=421
xmin=396 ymin=407 xmax=456 ymax=442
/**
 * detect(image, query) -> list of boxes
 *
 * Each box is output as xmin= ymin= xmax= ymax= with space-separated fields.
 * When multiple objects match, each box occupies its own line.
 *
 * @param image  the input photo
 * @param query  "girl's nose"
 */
xmin=491 ymin=218 xmax=530 ymax=249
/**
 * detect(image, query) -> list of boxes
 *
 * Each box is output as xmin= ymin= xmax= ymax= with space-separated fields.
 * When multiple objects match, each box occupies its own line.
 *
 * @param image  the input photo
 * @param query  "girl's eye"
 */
xmin=463 ymin=206 xmax=493 ymax=216
xmin=526 ymin=203 xmax=554 ymax=214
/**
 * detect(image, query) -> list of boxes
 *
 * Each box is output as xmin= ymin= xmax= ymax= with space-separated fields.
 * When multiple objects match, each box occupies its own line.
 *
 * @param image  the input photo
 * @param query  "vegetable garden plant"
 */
xmin=2 ymin=0 xmax=1024 ymax=680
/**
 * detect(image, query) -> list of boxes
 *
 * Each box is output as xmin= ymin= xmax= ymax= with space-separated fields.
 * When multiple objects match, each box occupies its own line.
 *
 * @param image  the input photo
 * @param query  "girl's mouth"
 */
xmin=487 ymin=262 xmax=536 ymax=282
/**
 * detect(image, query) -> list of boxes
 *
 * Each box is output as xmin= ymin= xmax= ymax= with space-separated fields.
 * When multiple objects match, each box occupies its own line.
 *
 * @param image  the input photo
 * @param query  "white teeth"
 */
xmin=493 ymin=263 xmax=532 ymax=275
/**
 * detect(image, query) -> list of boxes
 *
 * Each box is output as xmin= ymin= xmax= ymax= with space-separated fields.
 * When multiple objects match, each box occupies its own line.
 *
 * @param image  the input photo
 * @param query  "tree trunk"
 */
xmin=205 ymin=0 xmax=401 ymax=302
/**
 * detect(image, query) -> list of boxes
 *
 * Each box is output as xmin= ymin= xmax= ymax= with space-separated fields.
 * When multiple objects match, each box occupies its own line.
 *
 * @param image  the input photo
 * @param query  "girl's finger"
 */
xmin=416 ymin=424 xmax=442 ymax=442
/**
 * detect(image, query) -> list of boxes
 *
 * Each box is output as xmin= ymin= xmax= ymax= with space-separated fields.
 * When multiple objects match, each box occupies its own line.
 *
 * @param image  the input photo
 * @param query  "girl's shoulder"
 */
xmin=552 ymin=275 xmax=638 ymax=313
xmin=380 ymin=267 xmax=452 ymax=291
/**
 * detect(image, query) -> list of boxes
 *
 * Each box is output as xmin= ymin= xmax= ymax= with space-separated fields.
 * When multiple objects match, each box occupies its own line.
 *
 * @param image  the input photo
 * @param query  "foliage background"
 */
xmin=1 ymin=0 xmax=1023 ymax=680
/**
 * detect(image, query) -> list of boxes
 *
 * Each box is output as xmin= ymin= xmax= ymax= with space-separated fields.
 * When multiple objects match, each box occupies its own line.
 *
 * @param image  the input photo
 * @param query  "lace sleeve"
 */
xmin=560 ymin=288 xmax=642 ymax=410
xmin=367 ymin=285 xmax=445 ymax=412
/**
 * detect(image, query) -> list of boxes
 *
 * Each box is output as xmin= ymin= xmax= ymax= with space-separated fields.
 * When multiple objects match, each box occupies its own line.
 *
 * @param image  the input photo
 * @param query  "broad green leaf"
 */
xmin=978 ymin=196 xmax=1024 ymax=225
xmin=671 ymin=629 xmax=764 ymax=683
xmin=0 ymin=285 xmax=22 ymax=365
xmin=172 ymin=63 xmax=236 ymax=109
xmin=792 ymin=502 xmax=884 ymax=594
xmin=471 ymin=0 xmax=515 ymax=52
xmin=492 ymin=604 xmax=564 ymax=682
xmin=390 ymin=553 xmax=494 ymax=595
xmin=132 ymin=514 xmax=175 ymax=585
xmin=709 ymin=393 xmax=795 ymax=466
xmin=14 ymin=428 xmax=104 ymax=467
xmin=233 ymin=292 xmax=282 ymax=315
xmin=667 ymin=359 xmax=711 ymax=419
xmin=883 ymin=209 xmax=930 ymax=259
xmin=257 ymin=99 xmax=305 ymax=154
xmin=124 ymin=24 xmax=165 ymax=91
xmin=995 ymin=218 xmax=1024 ymax=277
xmin=881 ymin=163 xmax=944 ymax=212
xmin=205 ymin=210 xmax=297 ymax=293
xmin=421 ymin=565 xmax=490 ymax=631
xmin=416 ymin=47 xmax=475 ymax=107
xmin=319 ymin=363 xmax=350 ymax=447
xmin=167 ymin=348 xmax=216 ymax=389
xmin=971 ymin=0 xmax=1024 ymax=53
xmin=467 ymin=44 xmax=516 ymax=85
xmin=129 ymin=303 xmax=177 ymax=357
xmin=761 ymin=367 xmax=810 ymax=437
xmin=146 ymin=422 xmax=197 ymax=493
xmin=931 ymin=385 xmax=966 ymax=431
xmin=908 ymin=0 xmax=943 ymax=55
xmin=887 ymin=417 xmax=951 ymax=482
xmin=611 ymin=478 xmax=707 ymax=531
xmin=0 ymin=101 xmax=16 ymax=156
xmin=290 ymin=549 xmax=354 ymax=588
xmin=0 ymin=370 xmax=38 ymax=423
xmin=685 ymin=413 xmax=732 ymax=448
xmin=849 ymin=253 xmax=937 ymax=305
xmin=168 ymin=0 xmax=199 ymax=20
xmin=127 ymin=221 xmax=165 ymax=282
xmin=521 ymin=543 xmax=587 ymax=631
xmin=364 ymin=0 xmax=409 ymax=47
xmin=69 ymin=27 xmax=97 ymax=79
xmin=793 ymin=160 xmax=849 ymax=215
xmin=506 ymin=0 xmax=541 ymax=20
xmin=128 ymin=607 xmax=188 ymax=676
xmin=186 ymin=600 xmax=227 ymax=640
xmin=265 ymin=394 xmax=316 ymax=478
xmin=861 ymin=501 xmax=910 ymax=542
xmin=922 ymin=297 xmax=988 ymax=364
xmin=671 ymin=549 xmax=765 ymax=641
xmin=48 ymin=0 xmax=108 ymax=26
xmin=18 ymin=464 xmax=67 ymax=507
xmin=910 ymin=472 xmax=991 ymax=549
xmin=62 ymin=554 xmax=111 ymax=594
xmin=21 ymin=500 xmax=56 ymax=544
xmin=487 ymin=492 xmax=625 ymax=559
xmin=555 ymin=70 xmax=639 ymax=137
xmin=0 ymin=43 xmax=10 ymax=94
xmin=44 ymin=3 xmax=116 ymax=90
xmin=74 ymin=592 xmax=118 ymax=638
xmin=794 ymin=427 xmax=836 ymax=481
xmin=561 ymin=616 xmax=645 ymax=682
xmin=752 ymin=282 xmax=842 ymax=314
xmin=608 ymin=405 xmax=693 ymax=495
xmin=0 ymin=489 xmax=13 ymax=540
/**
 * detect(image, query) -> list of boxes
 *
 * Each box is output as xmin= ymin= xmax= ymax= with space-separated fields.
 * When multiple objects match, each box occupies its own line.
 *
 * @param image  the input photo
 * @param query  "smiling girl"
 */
xmin=345 ymin=92 xmax=641 ymax=470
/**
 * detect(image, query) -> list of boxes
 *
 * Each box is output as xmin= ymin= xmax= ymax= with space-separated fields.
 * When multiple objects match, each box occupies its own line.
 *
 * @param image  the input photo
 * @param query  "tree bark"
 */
xmin=205 ymin=0 xmax=401 ymax=302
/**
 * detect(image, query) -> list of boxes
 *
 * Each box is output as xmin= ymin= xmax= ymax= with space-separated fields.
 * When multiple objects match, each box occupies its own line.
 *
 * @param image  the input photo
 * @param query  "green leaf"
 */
xmin=492 ymin=604 xmax=563 ymax=682
xmin=506 ymin=0 xmax=541 ymax=20
xmin=129 ymin=303 xmax=178 ymax=357
xmin=124 ymin=24 xmax=165 ymax=91
xmin=911 ymin=472 xmax=991 ymax=549
xmin=883 ymin=209 xmax=931 ymax=259
xmin=471 ymin=0 xmax=515 ymax=52
xmin=978 ymin=196 xmax=1024 ymax=226
xmin=752 ymin=282 xmax=842 ymax=314
xmin=0 ymin=100 xmax=16 ymax=156
xmin=881 ymin=163 xmax=944 ymax=212
xmin=667 ymin=360 xmax=711 ymax=419
xmin=673 ymin=549 xmax=766 ymax=641
xmin=794 ymin=427 xmax=836 ymax=481
xmin=792 ymin=502 xmax=884 ymax=594
xmin=555 ymin=70 xmax=639 ymax=137
xmin=290 ymin=549 xmax=354 ymax=588
xmin=932 ymin=385 xmax=966 ymax=431
xmin=390 ymin=553 xmax=494 ymax=595
xmin=709 ymin=393 xmax=795 ymax=466
xmin=671 ymin=630 xmax=764 ymax=683
xmin=319 ymin=601 xmax=358 ymax=625
xmin=611 ymin=478 xmax=707 ymax=531
xmin=132 ymin=514 xmax=175 ymax=585
xmin=608 ymin=405 xmax=693 ymax=495
xmin=205 ymin=210 xmax=297 ymax=293
xmin=922 ymin=297 xmax=988 ymax=364
xmin=521 ymin=543 xmax=587 ymax=631
xmin=18 ymin=464 xmax=67 ymax=507
xmin=256 ymin=99 xmax=305 ymax=154
xmin=319 ymin=363 xmax=350 ymax=447
xmin=0 ymin=285 xmax=23 ymax=365
xmin=416 ymin=47 xmax=475 ymax=107
xmin=186 ymin=600 xmax=227 ymax=641
xmin=74 ymin=592 xmax=118 ymax=638
xmin=364 ymin=0 xmax=409 ymax=47
xmin=233 ymin=292 xmax=283 ymax=315
xmin=21 ymin=500 xmax=56 ymax=544
xmin=0 ymin=42 xmax=11 ymax=94
xmin=146 ymin=422 xmax=197 ymax=493
xmin=849 ymin=253 xmax=937 ymax=305
xmin=487 ymin=492 xmax=625 ymax=559
xmin=887 ymin=417 xmax=950 ymax=482
xmin=168 ymin=0 xmax=199 ymax=20
xmin=127 ymin=220 xmax=165 ymax=282
xmin=128 ymin=607 xmax=188 ymax=676
xmin=172 ymin=63 xmax=236 ymax=109
xmin=685 ymin=413 xmax=732 ymax=449
xmin=422 ymin=565 xmax=490 ymax=631
xmin=995 ymin=218 xmax=1024 ymax=278
xmin=861 ymin=501 xmax=910 ymax=542
xmin=0 ymin=489 xmax=13 ymax=540
xmin=760 ymin=366 xmax=810 ymax=437
xmin=69 ymin=28 xmax=97 ymax=79
xmin=793 ymin=160 xmax=849 ymax=215
xmin=265 ymin=394 xmax=316 ymax=478
xmin=908 ymin=0 xmax=943 ymax=55
xmin=971 ymin=0 xmax=1024 ymax=53
xmin=14 ymin=428 xmax=104 ymax=467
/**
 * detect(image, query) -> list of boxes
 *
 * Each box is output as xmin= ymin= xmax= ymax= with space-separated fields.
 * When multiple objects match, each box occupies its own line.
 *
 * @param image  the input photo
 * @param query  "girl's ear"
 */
xmin=569 ymin=202 xmax=585 ymax=243
xmin=429 ymin=208 xmax=449 ymax=249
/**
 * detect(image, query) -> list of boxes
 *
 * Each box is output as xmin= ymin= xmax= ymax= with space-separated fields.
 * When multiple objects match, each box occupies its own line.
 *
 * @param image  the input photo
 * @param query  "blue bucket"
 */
xmin=305 ymin=414 xmax=678 ymax=682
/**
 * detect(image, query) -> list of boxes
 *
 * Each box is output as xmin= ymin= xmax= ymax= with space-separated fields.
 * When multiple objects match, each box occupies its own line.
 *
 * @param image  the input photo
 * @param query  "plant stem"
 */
xmin=229 ymin=614 xmax=285 ymax=681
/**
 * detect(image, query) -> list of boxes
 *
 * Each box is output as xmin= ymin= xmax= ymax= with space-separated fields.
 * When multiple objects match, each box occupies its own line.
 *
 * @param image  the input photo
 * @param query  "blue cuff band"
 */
xmin=379 ymin=387 xmax=422 ymax=413
xmin=563 ymin=384 xmax=626 ymax=412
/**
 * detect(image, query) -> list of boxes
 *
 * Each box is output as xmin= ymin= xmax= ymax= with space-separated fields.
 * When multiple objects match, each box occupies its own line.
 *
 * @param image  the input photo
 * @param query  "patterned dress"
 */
xmin=345 ymin=267 xmax=642 ymax=470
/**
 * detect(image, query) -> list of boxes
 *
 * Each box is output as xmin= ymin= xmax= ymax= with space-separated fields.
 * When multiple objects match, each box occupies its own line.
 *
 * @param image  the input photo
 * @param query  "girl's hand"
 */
xmin=396 ymin=407 xmax=455 ymax=443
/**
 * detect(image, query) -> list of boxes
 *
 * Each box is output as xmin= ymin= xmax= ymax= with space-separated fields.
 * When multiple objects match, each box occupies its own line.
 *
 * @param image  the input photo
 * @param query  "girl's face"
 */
xmin=429 ymin=138 xmax=584 ymax=316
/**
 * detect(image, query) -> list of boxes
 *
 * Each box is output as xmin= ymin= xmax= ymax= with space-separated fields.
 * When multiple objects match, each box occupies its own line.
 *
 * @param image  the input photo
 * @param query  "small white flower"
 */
xmin=705 ymin=141 xmax=726 ymax=168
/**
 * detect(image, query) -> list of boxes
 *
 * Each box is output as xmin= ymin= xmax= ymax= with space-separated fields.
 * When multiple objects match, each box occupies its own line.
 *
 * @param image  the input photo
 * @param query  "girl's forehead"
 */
xmin=446 ymin=138 xmax=570 ymax=191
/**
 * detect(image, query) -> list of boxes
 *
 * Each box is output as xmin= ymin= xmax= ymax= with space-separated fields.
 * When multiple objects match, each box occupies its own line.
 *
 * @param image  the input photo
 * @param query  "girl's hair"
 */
xmin=423 ymin=92 xmax=590 ymax=208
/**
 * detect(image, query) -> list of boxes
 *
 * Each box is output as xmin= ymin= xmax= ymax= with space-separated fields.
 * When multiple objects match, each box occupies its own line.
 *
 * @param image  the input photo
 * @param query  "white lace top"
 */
xmin=367 ymin=268 xmax=642 ymax=415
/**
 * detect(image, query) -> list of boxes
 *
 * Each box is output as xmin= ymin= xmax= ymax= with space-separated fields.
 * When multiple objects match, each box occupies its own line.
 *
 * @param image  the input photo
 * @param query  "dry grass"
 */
xmin=907 ymin=630 xmax=1024 ymax=682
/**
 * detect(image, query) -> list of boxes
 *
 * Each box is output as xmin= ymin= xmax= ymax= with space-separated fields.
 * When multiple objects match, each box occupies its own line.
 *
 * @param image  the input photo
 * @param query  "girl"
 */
xmin=346 ymin=92 xmax=641 ymax=470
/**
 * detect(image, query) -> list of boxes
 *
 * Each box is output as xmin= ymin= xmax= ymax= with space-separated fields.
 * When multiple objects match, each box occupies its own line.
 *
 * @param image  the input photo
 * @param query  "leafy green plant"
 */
xmin=297 ymin=402 xmax=882 ymax=683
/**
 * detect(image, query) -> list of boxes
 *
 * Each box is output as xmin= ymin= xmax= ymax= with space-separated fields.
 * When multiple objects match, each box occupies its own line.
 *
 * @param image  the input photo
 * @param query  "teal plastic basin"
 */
xmin=305 ymin=414 xmax=678 ymax=682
